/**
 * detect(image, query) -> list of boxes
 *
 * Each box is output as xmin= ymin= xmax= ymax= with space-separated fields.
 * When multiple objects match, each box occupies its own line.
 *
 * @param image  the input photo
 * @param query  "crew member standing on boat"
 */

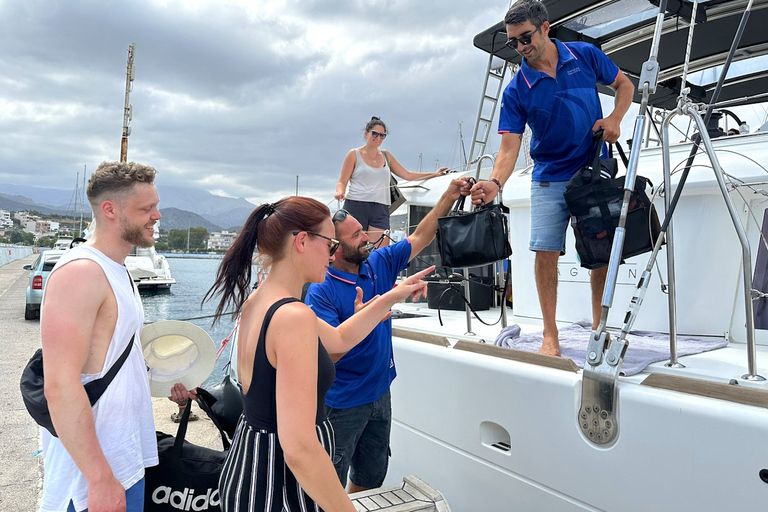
xmin=334 ymin=116 xmax=449 ymax=247
xmin=471 ymin=0 xmax=634 ymax=356
xmin=306 ymin=178 xmax=470 ymax=494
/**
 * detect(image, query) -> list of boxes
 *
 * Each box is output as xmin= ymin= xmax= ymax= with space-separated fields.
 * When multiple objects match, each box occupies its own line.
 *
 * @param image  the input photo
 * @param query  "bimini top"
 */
xmin=474 ymin=0 xmax=768 ymax=109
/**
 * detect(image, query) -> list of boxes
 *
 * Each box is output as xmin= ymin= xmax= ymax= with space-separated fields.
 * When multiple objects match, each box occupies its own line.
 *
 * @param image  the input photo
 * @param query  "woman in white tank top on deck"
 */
xmin=334 ymin=116 xmax=449 ymax=247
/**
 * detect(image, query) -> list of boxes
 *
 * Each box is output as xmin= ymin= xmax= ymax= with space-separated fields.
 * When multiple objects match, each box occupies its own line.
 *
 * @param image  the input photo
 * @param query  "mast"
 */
xmin=120 ymin=43 xmax=136 ymax=163
xmin=79 ymin=165 xmax=86 ymax=234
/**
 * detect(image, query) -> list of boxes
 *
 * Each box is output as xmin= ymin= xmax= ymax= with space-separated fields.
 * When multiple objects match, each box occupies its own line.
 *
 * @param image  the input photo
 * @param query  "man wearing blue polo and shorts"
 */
xmin=305 ymin=178 xmax=468 ymax=494
xmin=471 ymin=0 xmax=634 ymax=356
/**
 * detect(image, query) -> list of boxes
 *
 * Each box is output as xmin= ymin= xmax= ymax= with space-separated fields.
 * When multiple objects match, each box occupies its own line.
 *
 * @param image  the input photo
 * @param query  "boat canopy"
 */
xmin=473 ymin=0 xmax=768 ymax=109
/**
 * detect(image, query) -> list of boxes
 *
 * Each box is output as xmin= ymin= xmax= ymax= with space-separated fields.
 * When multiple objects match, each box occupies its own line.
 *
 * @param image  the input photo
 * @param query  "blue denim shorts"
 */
xmin=529 ymin=180 xmax=570 ymax=254
xmin=67 ymin=477 xmax=145 ymax=512
xmin=326 ymin=390 xmax=391 ymax=489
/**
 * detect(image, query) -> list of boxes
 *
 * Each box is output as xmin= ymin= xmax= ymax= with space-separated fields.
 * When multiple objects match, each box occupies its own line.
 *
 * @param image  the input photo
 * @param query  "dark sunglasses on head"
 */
xmin=332 ymin=209 xmax=349 ymax=224
xmin=505 ymin=25 xmax=541 ymax=49
xmin=293 ymin=231 xmax=340 ymax=256
xmin=370 ymin=130 xmax=387 ymax=140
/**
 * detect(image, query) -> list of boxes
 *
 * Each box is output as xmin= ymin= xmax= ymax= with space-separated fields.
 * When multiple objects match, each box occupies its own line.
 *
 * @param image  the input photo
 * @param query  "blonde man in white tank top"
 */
xmin=334 ymin=116 xmax=449 ymax=247
xmin=40 ymin=162 xmax=195 ymax=512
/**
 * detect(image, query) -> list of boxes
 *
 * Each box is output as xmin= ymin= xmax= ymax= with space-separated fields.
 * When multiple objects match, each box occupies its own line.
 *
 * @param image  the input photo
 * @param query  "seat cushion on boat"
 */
xmin=494 ymin=322 xmax=728 ymax=376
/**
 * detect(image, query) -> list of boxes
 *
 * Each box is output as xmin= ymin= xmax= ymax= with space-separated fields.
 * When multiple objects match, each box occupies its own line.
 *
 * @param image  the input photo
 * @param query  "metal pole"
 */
xmin=120 ymin=43 xmax=136 ymax=163
xmin=660 ymin=111 xmax=683 ymax=368
xmin=685 ymin=106 xmax=764 ymax=381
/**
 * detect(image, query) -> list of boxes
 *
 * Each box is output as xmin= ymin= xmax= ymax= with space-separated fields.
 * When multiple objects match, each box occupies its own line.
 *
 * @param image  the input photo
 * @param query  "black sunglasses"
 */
xmin=293 ymin=231 xmax=340 ymax=256
xmin=332 ymin=209 xmax=349 ymax=224
xmin=370 ymin=130 xmax=387 ymax=140
xmin=505 ymin=25 xmax=541 ymax=50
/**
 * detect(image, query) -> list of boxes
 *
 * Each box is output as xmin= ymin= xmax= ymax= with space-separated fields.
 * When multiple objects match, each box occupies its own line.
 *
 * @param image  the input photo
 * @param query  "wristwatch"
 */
xmin=489 ymin=178 xmax=503 ymax=193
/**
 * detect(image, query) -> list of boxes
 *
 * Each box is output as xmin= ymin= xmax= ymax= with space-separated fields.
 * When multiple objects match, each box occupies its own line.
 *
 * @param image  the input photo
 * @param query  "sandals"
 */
xmin=171 ymin=410 xmax=199 ymax=423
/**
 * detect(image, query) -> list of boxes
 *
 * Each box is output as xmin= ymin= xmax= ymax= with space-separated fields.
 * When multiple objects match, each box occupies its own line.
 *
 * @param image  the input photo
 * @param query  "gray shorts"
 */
xmin=343 ymin=199 xmax=390 ymax=230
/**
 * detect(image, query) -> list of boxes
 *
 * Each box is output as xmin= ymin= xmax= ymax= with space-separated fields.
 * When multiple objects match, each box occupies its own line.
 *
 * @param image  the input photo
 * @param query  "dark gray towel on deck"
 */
xmin=493 ymin=321 xmax=728 ymax=376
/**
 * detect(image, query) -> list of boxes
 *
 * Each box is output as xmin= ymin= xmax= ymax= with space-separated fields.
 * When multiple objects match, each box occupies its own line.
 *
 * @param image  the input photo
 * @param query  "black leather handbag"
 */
xmin=436 ymin=186 xmax=512 ymax=268
xmin=145 ymin=398 xmax=229 ymax=511
xmin=564 ymin=130 xmax=662 ymax=269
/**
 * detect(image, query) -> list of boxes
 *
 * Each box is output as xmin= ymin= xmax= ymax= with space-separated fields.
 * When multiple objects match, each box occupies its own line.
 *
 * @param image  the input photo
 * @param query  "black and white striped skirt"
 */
xmin=218 ymin=415 xmax=335 ymax=512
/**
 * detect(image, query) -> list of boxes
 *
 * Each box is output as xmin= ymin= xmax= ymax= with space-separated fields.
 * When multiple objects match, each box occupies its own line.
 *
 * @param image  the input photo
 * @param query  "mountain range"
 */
xmin=0 ymin=183 xmax=257 ymax=232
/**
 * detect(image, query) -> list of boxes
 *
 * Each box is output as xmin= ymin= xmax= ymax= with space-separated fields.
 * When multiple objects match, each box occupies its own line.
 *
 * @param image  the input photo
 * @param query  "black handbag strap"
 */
xmin=195 ymin=389 xmax=232 ymax=450
xmin=450 ymin=177 xmax=476 ymax=213
xmin=83 ymin=333 xmax=135 ymax=405
xmin=82 ymin=270 xmax=138 ymax=405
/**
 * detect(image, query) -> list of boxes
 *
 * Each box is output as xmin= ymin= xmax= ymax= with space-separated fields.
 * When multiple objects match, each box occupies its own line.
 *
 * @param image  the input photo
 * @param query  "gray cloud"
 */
xmin=0 ymin=0 xmax=507 ymax=206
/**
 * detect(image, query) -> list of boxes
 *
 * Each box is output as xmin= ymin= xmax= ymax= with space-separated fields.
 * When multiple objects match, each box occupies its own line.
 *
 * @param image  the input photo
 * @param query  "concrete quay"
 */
xmin=0 ymin=256 xmax=221 ymax=512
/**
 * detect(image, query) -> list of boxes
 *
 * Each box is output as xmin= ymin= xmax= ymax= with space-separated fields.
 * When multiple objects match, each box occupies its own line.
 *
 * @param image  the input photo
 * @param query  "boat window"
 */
xmin=561 ymin=0 xmax=658 ymax=39
xmin=752 ymin=208 xmax=768 ymax=330
xmin=687 ymin=55 xmax=768 ymax=87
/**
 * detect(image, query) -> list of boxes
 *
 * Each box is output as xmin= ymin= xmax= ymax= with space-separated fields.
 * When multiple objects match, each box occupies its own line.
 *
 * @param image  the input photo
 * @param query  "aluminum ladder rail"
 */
xmin=466 ymin=42 xmax=507 ymax=170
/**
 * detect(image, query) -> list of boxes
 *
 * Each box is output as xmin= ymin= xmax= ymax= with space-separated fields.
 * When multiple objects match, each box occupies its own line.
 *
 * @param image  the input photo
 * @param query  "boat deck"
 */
xmin=391 ymin=301 xmax=768 ymax=392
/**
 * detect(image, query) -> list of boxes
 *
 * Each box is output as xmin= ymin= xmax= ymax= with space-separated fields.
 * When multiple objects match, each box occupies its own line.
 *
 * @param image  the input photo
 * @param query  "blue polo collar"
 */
xmin=326 ymin=261 xmax=373 ymax=285
xmin=518 ymin=39 xmax=578 ymax=89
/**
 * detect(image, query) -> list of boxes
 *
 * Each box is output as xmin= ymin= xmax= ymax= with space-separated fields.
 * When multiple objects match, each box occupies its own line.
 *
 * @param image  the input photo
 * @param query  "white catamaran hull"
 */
xmin=385 ymin=133 xmax=768 ymax=511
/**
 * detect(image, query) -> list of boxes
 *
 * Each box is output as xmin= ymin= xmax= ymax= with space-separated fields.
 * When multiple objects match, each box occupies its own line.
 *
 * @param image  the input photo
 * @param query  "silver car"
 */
xmin=24 ymin=249 xmax=66 ymax=320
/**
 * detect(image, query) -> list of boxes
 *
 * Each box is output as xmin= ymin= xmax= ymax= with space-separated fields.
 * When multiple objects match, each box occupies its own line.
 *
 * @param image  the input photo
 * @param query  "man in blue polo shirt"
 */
xmin=471 ymin=0 xmax=634 ymax=356
xmin=305 ymin=177 xmax=469 ymax=493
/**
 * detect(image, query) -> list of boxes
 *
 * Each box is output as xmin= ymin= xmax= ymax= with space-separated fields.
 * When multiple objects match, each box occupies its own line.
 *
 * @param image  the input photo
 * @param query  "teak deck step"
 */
xmin=350 ymin=475 xmax=452 ymax=512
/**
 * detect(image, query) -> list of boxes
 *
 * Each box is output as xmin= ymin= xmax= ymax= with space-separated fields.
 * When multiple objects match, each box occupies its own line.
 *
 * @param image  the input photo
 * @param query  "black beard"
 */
xmin=340 ymin=242 xmax=369 ymax=265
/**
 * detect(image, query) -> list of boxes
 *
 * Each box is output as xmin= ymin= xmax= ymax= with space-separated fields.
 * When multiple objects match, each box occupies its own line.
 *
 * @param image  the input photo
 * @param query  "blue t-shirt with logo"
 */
xmin=305 ymin=239 xmax=412 ymax=409
xmin=499 ymin=39 xmax=620 ymax=182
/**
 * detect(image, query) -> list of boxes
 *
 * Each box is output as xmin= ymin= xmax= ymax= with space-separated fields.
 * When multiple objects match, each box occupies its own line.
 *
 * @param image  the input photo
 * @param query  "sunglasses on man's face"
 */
xmin=332 ymin=209 xmax=349 ymax=224
xmin=370 ymin=130 xmax=387 ymax=140
xmin=505 ymin=25 xmax=541 ymax=50
xmin=293 ymin=231 xmax=340 ymax=256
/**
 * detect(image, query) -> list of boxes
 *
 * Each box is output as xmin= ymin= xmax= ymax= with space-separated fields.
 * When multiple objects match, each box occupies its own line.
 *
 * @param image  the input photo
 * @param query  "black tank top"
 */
xmin=244 ymin=297 xmax=335 ymax=431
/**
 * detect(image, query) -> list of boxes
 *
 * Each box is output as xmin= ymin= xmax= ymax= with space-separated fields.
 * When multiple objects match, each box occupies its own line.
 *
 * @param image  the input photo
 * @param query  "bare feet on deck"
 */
xmin=538 ymin=338 xmax=561 ymax=357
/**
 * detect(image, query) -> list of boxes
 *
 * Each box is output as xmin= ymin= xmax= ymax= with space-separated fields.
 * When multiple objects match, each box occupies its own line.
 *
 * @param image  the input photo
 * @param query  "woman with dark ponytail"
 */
xmin=334 ymin=116 xmax=449 ymax=247
xmin=204 ymin=196 xmax=432 ymax=512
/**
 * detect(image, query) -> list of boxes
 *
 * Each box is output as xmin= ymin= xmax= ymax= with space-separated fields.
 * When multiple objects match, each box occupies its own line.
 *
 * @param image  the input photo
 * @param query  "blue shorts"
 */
xmin=67 ymin=477 xmax=145 ymax=512
xmin=326 ymin=390 xmax=391 ymax=489
xmin=343 ymin=199 xmax=390 ymax=230
xmin=529 ymin=180 xmax=570 ymax=254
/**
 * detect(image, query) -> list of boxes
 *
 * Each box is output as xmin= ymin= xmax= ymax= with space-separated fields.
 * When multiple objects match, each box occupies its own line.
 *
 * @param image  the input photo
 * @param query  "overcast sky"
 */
xmin=0 ymin=0 xmax=521 ymax=207
xmin=4 ymin=1 xmax=768 ymax=209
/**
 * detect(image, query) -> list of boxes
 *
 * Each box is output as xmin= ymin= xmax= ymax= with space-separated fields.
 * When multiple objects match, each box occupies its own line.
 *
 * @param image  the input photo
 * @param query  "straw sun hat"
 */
xmin=140 ymin=320 xmax=217 ymax=398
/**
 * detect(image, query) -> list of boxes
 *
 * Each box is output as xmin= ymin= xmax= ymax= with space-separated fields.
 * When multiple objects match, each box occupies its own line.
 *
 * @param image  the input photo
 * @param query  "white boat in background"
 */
xmin=125 ymin=245 xmax=175 ymax=291
xmin=52 ymin=236 xmax=73 ymax=250
xmin=384 ymin=1 xmax=768 ymax=511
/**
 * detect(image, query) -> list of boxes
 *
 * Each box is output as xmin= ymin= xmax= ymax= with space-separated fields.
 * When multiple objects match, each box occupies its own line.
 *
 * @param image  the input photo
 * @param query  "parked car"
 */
xmin=23 ymin=249 xmax=66 ymax=320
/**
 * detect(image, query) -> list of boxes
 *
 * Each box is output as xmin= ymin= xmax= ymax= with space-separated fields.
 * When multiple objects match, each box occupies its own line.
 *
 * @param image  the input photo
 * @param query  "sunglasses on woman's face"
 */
xmin=293 ymin=231 xmax=340 ymax=256
xmin=370 ymin=130 xmax=387 ymax=140
xmin=505 ymin=25 xmax=541 ymax=50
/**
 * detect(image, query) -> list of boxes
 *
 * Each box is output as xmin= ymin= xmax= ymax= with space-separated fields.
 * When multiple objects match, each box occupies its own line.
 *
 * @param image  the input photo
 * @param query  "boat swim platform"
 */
xmin=350 ymin=476 xmax=452 ymax=512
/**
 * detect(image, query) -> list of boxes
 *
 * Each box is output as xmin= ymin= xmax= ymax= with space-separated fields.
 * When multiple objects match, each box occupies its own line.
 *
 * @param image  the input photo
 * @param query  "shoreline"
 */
xmin=0 ymin=256 xmax=221 ymax=511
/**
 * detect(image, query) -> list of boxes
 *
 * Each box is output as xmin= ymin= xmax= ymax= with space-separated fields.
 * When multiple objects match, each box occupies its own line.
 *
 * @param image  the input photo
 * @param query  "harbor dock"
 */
xmin=0 ymin=255 xmax=221 ymax=511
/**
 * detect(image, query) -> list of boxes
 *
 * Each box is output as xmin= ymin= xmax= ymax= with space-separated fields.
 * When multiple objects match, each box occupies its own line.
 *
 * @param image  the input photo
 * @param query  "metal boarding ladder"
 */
xmin=466 ymin=48 xmax=508 ymax=170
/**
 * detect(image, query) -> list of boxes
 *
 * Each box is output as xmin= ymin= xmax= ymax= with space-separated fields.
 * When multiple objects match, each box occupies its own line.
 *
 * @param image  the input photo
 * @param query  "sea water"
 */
xmin=141 ymin=256 xmax=237 ymax=388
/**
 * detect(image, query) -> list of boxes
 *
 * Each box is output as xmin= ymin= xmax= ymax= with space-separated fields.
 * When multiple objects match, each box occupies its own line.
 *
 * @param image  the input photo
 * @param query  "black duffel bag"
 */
xmin=145 ymin=398 xmax=230 ymax=511
xmin=436 ymin=182 xmax=512 ymax=268
xmin=564 ymin=130 xmax=662 ymax=270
